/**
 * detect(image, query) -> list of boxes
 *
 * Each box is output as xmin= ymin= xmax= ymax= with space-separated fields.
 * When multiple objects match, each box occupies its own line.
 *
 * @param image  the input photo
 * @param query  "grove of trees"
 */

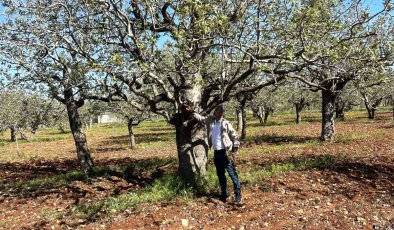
xmin=0 ymin=0 xmax=393 ymax=183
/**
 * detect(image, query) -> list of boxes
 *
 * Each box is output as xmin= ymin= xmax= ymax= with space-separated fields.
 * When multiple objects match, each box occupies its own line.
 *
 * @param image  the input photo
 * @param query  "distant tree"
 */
xmin=355 ymin=76 xmax=389 ymax=119
xmin=108 ymin=102 xmax=150 ymax=149
xmin=334 ymin=87 xmax=359 ymax=119
xmin=79 ymin=101 xmax=108 ymax=131
xmin=287 ymin=85 xmax=318 ymax=124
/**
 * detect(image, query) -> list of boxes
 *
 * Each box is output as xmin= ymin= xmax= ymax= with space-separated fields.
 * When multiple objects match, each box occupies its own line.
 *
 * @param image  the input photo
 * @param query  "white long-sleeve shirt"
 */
xmin=212 ymin=119 xmax=225 ymax=150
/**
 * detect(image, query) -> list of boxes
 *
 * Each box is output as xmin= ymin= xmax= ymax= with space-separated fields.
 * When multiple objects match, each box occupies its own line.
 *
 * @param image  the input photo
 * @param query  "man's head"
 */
xmin=214 ymin=105 xmax=225 ymax=120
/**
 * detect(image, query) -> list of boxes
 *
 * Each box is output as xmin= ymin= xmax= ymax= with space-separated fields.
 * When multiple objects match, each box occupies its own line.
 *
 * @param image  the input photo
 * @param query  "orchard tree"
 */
xmin=73 ymin=0 xmax=305 ymax=182
xmin=79 ymin=101 xmax=108 ymax=131
xmin=354 ymin=74 xmax=391 ymax=119
xmin=287 ymin=83 xmax=319 ymax=124
xmin=287 ymin=0 xmax=394 ymax=140
xmin=0 ymin=91 xmax=31 ymax=141
xmin=24 ymin=96 xmax=55 ymax=139
xmin=108 ymin=101 xmax=150 ymax=149
xmin=0 ymin=1 xmax=124 ymax=174
xmin=334 ymin=87 xmax=359 ymax=119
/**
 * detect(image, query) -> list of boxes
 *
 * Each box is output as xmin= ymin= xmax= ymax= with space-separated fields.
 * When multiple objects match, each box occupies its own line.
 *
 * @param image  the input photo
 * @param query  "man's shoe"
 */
xmin=219 ymin=193 xmax=229 ymax=202
xmin=233 ymin=194 xmax=242 ymax=204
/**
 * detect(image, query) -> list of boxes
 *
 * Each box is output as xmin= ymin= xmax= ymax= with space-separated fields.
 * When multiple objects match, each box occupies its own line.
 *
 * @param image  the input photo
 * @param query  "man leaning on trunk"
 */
xmin=183 ymin=104 xmax=242 ymax=204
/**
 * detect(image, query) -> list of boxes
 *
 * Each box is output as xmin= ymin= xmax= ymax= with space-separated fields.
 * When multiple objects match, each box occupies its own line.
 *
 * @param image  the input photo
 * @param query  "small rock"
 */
xmin=181 ymin=219 xmax=189 ymax=227
xmin=356 ymin=217 xmax=366 ymax=223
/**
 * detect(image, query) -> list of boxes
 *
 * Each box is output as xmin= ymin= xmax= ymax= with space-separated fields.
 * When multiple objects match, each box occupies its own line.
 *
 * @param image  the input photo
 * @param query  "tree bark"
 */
xmin=31 ymin=124 xmax=39 ymax=140
xmin=295 ymin=106 xmax=301 ymax=124
xmin=363 ymin=97 xmax=382 ymax=120
xmin=241 ymin=105 xmax=247 ymax=140
xmin=367 ymin=108 xmax=376 ymax=119
xmin=253 ymin=106 xmax=263 ymax=123
xmin=64 ymin=88 xmax=94 ymax=174
xmin=335 ymin=105 xmax=345 ymax=119
xmin=10 ymin=126 xmax=16 ymax=142
xmin=127 ymin=119 xmax=136 ymax=149
xmin=236 ymin=108 xmax=242 ymax=132
xmin=392 ymin=97 xmax=394 ymax=120
xmin=263 ymin=106 xmax=271 ymax=124
xmin=19 ymin=127 xmax=28 ymax=140
xmin=170 ymin=112 xmax=208 ymax=185
xmin=321 ymin=90 xmax=336 ymax=141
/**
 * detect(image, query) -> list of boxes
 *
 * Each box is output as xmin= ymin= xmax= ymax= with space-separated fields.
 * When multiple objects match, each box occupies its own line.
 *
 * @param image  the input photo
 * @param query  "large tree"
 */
xmin=74 ymin=0 xmax=303 ymax=182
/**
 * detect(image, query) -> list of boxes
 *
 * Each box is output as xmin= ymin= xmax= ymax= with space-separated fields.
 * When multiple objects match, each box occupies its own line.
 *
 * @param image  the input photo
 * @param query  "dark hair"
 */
xmin=215 ymin=105 xmax=226 ymax=114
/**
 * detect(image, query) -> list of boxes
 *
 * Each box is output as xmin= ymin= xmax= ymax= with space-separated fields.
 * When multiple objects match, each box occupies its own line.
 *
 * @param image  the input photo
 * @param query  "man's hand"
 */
xmin=232 ymin=148 xmax=239 ymax=156
xmin=183 ymin=104 xmax=192 ymax=111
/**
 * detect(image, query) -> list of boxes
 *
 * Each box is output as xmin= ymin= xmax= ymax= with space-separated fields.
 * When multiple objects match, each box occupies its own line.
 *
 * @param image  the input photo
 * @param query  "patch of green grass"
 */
xmin=240 ymin=169 xmax=271 ymax=186
xmin=241 ymin=155 xmax=338 ymax=187
xmin=335 ymin=131 xmax=387 ymax=143
xmin=71 ymin=174 xmax=193 ymax=220
xmin=194 ymin=166 xmax=220 ymax=194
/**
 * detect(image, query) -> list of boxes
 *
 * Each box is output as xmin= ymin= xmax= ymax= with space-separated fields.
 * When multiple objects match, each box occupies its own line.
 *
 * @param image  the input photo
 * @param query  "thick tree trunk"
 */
xmin=127 ymin=119 xmax=136 ymax=149
xmin=263 ymin=107 xmax=271 ymax=124
xmin=254 ymin=106 xmax=263 ymax=123
xmin=321 ymin=90 xmax=336 ymax=141
xmin=367 ymin=108 xmax=376 ymax=119
xmin=296 ymin=107 xmax=301 ymax=124
xmin=236 ymin=109 xmax=242 ymax=132
xmin=170 ymin=112 xmax=208 ymax=185
xmin=19 ymin=127 xmax=28 ymax=140
xmin=31 ymin=124 xmax=39 ymax=140
xmin=64 ymin=89 xmax=94 ymax=174
xmin=241 ymin=105 xmax=247 ymax=140
xmin=335 ymin=106 xmax=345 ymax=119
xmin=10 ymin=126 xmax=16 ymax=142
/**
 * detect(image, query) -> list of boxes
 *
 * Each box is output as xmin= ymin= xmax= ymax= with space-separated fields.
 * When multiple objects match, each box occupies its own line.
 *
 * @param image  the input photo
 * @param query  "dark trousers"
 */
xmin=214 ymin=149 xmax=241 ymax=196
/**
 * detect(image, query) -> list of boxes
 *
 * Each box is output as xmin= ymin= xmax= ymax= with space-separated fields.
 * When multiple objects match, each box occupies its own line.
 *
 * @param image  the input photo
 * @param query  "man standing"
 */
xmin=184 ymin=104 xmax=242 ymax=204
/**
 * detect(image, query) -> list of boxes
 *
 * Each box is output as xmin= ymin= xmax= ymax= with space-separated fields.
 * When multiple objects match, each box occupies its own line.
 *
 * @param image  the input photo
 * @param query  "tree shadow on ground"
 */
xmin=0 ymin=157 xmax=177 ymax=198
xmin=140 ymin=127 xmax=175 ymax=132
xmin=243 ymin=133 xmax=318 ymax=146
xmin=249 ymin=117 xmax=321 ymax=128
xmin=101 ymin=132 xmax=175 ymax=147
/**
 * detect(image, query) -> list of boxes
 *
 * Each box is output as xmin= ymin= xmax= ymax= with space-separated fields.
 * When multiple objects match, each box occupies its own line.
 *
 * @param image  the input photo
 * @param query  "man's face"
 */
xmin=214 ymin=107 xmax=223 ymax=118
